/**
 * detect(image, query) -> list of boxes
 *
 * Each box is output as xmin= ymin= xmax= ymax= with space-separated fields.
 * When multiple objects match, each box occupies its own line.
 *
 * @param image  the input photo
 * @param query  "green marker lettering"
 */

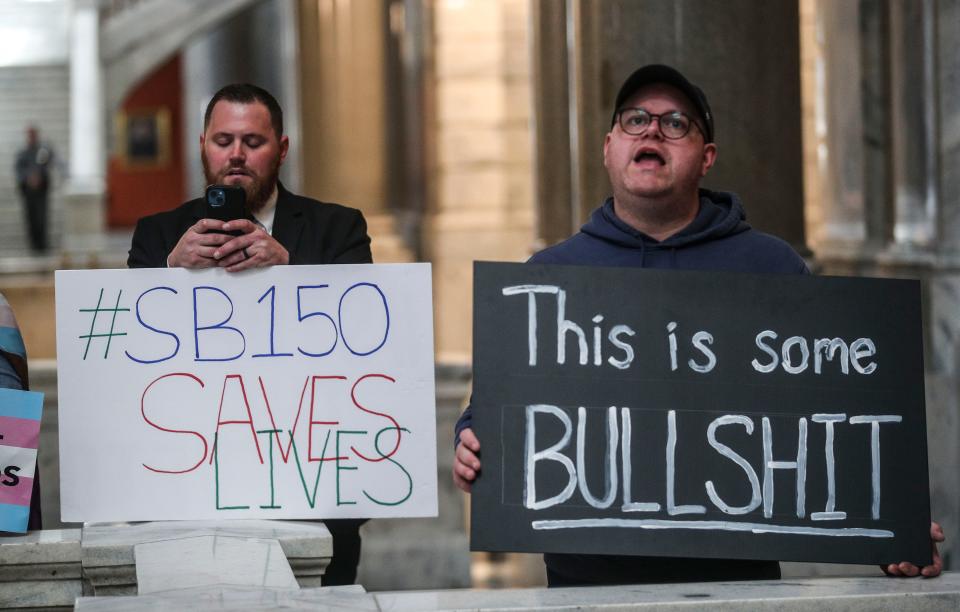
xmin=290 ymin=429 xmax=332 ymax=508
xmin=256 ymin=429 xmax=281 ymax=509
xmin=336 ymin=430 xmax=365 ymax=506
xmin=214 ymin=432 xmax=250 ymax=510
xmin=363 ymin=427 xmax=413 ymax=506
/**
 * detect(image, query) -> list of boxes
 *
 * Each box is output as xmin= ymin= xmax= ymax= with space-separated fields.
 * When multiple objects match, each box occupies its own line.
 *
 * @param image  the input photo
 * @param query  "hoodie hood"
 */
xmin=581 ymin=188 xmax=751 ymax=249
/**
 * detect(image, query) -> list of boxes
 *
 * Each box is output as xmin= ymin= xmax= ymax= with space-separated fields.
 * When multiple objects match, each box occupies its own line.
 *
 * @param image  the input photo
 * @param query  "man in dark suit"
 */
xmin=128 ymin=83 xmax=370 ymax=270
xmin=127 ymin=83 xmax=370 ymax=585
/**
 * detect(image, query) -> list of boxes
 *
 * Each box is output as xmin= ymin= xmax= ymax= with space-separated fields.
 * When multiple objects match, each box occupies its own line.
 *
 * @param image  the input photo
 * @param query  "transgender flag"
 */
xmin=0 ymin=388 xmax=42 ymax=533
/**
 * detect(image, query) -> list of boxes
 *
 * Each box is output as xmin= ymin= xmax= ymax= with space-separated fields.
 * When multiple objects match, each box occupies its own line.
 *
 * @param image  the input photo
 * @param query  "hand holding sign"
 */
xmin=453 ymin=427 xmax=481 ymax=493
xmin=883 ymin=522 xmax=944 ymax=578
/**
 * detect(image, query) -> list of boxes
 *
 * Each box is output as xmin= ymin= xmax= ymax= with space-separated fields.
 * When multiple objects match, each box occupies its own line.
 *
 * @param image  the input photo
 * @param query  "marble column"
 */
xmin=888 ymin=0 xmax=938 ymax=249
xmin=806 ymin=0 xmax=946 ymax=259
xmin=64 ymin=0 xmax=107 ymax=257
xmin=801 ymin=0 xmax=867 ymax=253
xmin=939 ymin=1 xmax=960 ymax=252
xmin=296 ymin=0 xmax=415 ymax=264
xmin=565 ymin=0 xmax=607 ymax=227
xmin=422 ymin=0 xmax=535 ymax=362
xmin=927 ymin=0 xmax=960 ymax=372
xmin=802 ymin=0 xmax=960 ymax=572
xmin=529 ymin=0 xmax=573 ymax=246
xmin=297 ymin=0 xmax=389 ymax=215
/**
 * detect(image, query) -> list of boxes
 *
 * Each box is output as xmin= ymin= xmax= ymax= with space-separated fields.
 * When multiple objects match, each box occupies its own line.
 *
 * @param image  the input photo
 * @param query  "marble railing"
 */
xmin=2 ymin=522 xmax=958 ymax=611
xmin=0 ymin=528 xmax=80 ymax=610
xmin=0 ymin=520 xmax=332 ymax=610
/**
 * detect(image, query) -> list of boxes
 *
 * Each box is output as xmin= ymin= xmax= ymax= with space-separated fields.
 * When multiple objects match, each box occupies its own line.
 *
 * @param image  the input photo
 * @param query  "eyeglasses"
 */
xmin=616 ymin=108 xmax=701 ymax=140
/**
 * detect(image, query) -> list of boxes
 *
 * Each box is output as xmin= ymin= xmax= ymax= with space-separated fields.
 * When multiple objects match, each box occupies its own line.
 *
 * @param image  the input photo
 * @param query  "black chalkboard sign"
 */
xmin=470 ymin=262 xmax=931 ymax=566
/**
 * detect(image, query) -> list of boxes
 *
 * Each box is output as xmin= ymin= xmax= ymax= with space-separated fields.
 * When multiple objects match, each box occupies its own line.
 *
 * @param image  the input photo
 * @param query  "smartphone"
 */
xmin=205 ymin=184 xmax=245 ymax=236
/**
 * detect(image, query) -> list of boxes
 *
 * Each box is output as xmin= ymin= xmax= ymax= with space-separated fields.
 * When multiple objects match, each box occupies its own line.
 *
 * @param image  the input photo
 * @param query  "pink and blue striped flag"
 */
xmin=0 ymin=388 xmax=42 ymax=533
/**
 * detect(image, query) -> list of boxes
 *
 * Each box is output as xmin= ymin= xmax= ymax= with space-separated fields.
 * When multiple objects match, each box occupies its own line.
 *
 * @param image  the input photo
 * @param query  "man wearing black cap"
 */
xmin=510 ymin=63 xmax=809 ymax=273
xmin=454 ymin=64 xmax=943 ymax=585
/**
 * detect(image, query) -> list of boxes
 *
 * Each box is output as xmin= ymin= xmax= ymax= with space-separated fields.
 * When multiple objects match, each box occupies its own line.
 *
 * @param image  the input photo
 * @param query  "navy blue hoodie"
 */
xmin=457 ymin=190 xmax=807 ymax=586
xmin=531 ymin=189 xmax=808 ymax=273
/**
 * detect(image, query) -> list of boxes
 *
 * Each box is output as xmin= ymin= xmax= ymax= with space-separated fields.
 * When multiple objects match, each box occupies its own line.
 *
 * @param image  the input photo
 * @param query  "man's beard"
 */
xmin=202 ymin=151 xmax=280 ymax=214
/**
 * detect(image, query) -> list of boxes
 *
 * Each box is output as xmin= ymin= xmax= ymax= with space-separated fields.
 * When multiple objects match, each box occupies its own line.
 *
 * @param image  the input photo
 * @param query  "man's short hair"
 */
xmin=204 ymin=83 xmax=284 ymax=137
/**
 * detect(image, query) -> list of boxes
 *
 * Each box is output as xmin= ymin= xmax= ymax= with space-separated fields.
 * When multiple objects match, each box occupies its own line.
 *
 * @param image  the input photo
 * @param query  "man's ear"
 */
xmin=278 ymin=135 xmax=289 ymax=166
xmin=602 ymin=132 xmax=613 ymax=168
xmin=700 ymin=143 xmax=718 ymax=177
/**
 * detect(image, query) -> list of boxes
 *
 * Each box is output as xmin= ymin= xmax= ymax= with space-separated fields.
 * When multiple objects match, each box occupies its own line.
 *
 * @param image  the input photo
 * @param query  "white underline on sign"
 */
xmin=530 ymin=519 xmax=894 ymax=538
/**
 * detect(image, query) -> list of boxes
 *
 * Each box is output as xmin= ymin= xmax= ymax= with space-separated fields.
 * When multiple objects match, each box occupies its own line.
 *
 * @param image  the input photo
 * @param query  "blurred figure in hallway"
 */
xmin=14 ymin=126 xmax=58 ymax=253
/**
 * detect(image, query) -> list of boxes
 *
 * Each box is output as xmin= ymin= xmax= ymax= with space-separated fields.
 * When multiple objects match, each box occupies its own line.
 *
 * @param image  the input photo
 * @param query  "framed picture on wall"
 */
xmin=114 ymin=107 xmax=171 ymax=169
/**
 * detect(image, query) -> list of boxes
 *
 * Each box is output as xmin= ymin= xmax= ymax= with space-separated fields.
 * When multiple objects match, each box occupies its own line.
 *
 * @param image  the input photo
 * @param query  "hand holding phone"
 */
xmin=167 ymin=185 xmax=246 ymax=268
xmin=170 ymin=184 xmax=287 ymax=271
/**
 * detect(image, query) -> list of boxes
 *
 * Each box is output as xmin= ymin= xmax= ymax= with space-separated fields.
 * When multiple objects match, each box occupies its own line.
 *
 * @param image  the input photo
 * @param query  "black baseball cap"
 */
xmin=611 ymin=64 xmax=714 ymax=143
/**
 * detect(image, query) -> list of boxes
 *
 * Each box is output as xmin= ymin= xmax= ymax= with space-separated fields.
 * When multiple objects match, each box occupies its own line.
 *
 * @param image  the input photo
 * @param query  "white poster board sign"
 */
xmin=55 ymin=264 xmax=436 ymax=523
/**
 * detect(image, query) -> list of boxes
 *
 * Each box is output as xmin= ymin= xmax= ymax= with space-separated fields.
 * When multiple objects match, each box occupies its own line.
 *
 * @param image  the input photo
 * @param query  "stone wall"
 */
xmin=425 ymin=0 xmax=536 ymax=363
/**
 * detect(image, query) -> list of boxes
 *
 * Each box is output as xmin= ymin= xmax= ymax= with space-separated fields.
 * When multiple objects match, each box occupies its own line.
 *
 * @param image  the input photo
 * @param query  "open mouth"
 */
xmin=633 ymin=150 xmax=665 ymax=165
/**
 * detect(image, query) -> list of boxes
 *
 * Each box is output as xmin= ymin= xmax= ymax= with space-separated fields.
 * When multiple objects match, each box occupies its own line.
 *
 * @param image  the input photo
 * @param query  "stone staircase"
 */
xmin=0 ymin=65 xmax=70 ymax=258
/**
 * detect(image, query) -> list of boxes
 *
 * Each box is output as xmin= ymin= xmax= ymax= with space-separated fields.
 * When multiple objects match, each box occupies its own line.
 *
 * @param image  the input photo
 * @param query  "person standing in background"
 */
xmin=14 ymin=126 xmax=58 ymax=254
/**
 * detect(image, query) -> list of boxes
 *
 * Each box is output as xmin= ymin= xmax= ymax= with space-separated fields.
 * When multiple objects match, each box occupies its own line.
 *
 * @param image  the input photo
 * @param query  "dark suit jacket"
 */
xmin=127 ymin=184 xmax=372 ymax=267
